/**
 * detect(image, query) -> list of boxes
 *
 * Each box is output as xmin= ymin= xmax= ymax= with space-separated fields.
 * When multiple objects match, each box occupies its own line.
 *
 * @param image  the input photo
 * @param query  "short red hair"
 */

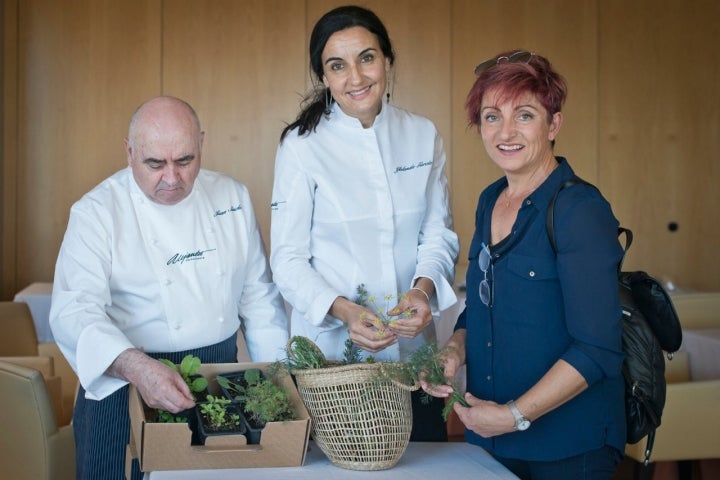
xmin=466 ymin=50 xmax=568 ymax=127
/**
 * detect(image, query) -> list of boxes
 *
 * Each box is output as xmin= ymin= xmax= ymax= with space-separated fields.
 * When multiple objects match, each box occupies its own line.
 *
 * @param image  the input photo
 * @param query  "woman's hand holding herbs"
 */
xmin=386 ymin=288 xmax=432 ymax=339
xmin=418 ymin=343 xmax=461 ymax=399
xmin=330 ymin=297 xmax=397 ymax=353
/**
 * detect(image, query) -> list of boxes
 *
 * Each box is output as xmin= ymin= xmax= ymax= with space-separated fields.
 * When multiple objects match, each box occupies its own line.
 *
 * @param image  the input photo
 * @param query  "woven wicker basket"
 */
xmin=292 ymin=361 xmax=415 ymax=470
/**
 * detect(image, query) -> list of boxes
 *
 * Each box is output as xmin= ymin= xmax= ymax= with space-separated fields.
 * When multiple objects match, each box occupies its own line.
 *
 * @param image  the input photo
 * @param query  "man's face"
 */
xmin=126 ymin=100 xmax=203 ymax=205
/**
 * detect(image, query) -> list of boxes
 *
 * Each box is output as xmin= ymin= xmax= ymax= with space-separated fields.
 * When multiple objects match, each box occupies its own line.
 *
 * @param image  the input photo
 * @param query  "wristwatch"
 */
xmin=507 ymin=400 xmax=531 ymax=431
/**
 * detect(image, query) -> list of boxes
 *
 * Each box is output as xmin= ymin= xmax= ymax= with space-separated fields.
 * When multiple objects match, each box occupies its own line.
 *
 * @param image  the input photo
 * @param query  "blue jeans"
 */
xmin=493 ymin=445 xmax=623 ymax=480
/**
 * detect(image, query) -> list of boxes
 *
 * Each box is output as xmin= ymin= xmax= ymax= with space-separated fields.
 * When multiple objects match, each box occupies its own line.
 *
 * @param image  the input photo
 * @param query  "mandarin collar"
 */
xmin=328 ymin=98 xmax=388 ymax=130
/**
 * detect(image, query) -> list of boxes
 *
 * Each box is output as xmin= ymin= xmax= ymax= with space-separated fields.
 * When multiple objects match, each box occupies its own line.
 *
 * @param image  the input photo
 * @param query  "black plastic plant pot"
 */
xmin=195 ymin=403 xmax=246 ymax=445
xmin=241 ymin=412 xmax=265 ymax=445
xmin=217 ymin=369 xmax=265 ymax=403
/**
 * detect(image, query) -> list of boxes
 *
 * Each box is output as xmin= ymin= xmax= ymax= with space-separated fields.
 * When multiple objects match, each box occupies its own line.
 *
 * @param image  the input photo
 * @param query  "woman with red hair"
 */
xmin=423 ymin=51 xmax=626 ymax=479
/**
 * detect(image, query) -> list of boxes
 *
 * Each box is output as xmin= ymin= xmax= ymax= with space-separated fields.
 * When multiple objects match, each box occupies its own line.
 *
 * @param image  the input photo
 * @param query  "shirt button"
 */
xmin=486 ymin=375 xmax=492 ymax=381
xmin=529 ymin=271 xmax=536 ymax=277
xmin=487 ymin=342 xmax=492 ymax=347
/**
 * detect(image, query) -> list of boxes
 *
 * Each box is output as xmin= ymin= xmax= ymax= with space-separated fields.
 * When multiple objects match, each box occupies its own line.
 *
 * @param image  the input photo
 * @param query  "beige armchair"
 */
xmin=625 ymin=352 xmax=720 ymax=462
xmin=671 ymin=292 xmax=720 ymax=329
xmin=0 ymin=301 xmax=39 ymax=355
xmin=625 ymin=291 xmax=720 ymax=478
xmin=0 ymin=360 xmax=75 ymax=480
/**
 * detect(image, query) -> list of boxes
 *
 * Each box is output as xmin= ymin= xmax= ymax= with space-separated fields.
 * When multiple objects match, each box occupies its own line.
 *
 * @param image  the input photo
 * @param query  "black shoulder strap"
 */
xmin=546 ymin=176 xmax=632 ymax=271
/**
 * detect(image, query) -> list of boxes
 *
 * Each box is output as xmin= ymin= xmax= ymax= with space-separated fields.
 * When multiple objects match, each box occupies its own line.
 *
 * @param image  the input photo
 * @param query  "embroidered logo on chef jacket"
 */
xmin=270 ymin=200 xmax=287 ymax=211
xmin=166 ymin=248 xmax=217 ymax=266
xmin=393 ymin=160 xmax=433 ymax=174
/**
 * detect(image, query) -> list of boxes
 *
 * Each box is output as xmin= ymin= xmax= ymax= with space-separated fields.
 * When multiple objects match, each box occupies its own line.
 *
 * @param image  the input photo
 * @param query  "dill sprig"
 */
xmin=389 ymin=341 xmax=469 ymax=420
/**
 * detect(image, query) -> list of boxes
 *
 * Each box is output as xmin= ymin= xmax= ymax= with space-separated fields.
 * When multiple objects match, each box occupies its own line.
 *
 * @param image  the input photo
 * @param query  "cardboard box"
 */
xmin=127 ymin=362 xmax=311 ymax=473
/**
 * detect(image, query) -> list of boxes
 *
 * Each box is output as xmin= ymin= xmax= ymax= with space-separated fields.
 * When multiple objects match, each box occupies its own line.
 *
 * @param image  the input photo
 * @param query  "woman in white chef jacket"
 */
xmin=270 ymin=5 xmax=459 ymax=441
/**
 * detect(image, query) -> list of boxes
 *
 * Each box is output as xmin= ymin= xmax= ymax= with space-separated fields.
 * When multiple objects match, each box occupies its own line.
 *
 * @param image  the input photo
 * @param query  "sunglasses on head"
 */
xmin=474 ymin=51 xmax=535 ymax=76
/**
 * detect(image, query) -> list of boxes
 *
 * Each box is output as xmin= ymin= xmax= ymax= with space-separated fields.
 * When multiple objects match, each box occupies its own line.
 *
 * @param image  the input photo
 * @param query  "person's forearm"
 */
xmin=513 ymin=359 xmax=588 ymax=421
xmin=106 ymin=348 xmax=151 ymax=384
xmin=445 ymin=329 xmax=467 ymax=365
xmin=411 ymin=277 xmax=435 ymax=301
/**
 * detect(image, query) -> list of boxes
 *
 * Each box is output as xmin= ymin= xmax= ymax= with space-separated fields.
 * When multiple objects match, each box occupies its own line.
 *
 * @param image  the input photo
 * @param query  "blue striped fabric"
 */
xmin=73 ymin=333 xmax=238 ymax=480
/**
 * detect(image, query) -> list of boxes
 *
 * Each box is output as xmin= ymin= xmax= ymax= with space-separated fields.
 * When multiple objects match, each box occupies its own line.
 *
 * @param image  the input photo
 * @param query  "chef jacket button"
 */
xmin=163 ymin=278 xmax=172 ymax=286
xmin=217 ymin=316 xmax=224 ymax=323
xmin=151 ymin=238 xmax=158 ymax=246
xmin=217 ymin=270 xmax=225 ymax=276
xmin=172 ymin=323 xmax=181 ymax=330
xmin=529 ymin=271 xmax=536 ymax=277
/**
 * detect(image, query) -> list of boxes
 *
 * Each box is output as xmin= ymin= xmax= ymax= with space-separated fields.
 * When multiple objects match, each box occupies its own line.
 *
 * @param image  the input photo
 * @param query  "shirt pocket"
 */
xmin=506 ymin=253 xmax=558 ymax=282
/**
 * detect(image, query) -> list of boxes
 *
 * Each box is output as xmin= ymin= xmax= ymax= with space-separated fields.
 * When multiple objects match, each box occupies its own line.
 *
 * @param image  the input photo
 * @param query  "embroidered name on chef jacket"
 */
xmin=393 ymin=160 xmax=433 ymax=174
xmin=213 ymin=203 xmax=242 ymax=217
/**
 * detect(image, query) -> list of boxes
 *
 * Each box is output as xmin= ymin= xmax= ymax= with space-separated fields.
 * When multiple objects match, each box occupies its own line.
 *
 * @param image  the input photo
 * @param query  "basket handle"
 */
xmin=286 ymin=336 xmax=327 ymax=368
xmin=379 ymin=363 xmax=420 ymax=392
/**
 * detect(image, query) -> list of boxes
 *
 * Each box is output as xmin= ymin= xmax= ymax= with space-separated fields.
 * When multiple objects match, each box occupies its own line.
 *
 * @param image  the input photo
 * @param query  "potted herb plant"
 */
xmin=216 ymin=368 xmax=296 ymax=444
xmin=155 ymin=354 xmax=210 ymax=425
xmin=195 ymin=394 xmax=246 ymax=444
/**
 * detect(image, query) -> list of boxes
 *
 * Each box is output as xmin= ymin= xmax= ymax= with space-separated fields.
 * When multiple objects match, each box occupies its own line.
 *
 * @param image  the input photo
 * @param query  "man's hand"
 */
xmin=107 ymin=348 xmax=196 ymax=413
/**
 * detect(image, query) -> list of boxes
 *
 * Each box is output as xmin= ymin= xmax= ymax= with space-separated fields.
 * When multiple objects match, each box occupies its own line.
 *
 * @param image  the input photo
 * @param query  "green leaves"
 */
xmin=199 ymin=395 xmax=240 ymax=429
xmin=284 ymin=336 xmax=327 ymax=370
xmin=216 ymin=368 xmax=296 ymax=426
xmin=388 ymin=341 xmax=469 ymax=421
xmin=159 ymin=354 xmax=209 ymax=395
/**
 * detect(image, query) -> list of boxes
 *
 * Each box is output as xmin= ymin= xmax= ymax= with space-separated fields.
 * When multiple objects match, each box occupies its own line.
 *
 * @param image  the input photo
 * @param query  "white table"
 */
xmin=680 ymin=328 xmax=720 ymax=381
xmin=13 ymin=282 xmax=54 ymax=342
xmin=145 ymin=441 xmax=518 ymax=479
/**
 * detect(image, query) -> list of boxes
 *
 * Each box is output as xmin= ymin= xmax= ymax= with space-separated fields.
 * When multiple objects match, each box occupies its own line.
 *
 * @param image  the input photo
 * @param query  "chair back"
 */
xmin=671 ymin=292 xmax=720 ymax=329
xmin=0 ymin=301 xmax=39 ymax=355
xmin=0 ymin=360 xmax=75 ymax=480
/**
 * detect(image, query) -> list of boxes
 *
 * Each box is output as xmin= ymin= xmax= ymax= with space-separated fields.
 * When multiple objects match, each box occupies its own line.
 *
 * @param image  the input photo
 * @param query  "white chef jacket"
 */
xmin=270 ymin=101 xmax=459 ymax=362
xmin=50 ymin=168 xmax=289 ymax=400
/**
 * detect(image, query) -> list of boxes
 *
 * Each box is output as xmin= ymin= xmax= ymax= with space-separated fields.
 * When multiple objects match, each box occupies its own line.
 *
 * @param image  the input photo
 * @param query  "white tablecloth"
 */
xmin=680 ymin=328 xmax=720 ymax=381
xmin=13 ymin=282 xmax=54 ymax=342
xmin=145 ymin=441 xmax=518 ymax=479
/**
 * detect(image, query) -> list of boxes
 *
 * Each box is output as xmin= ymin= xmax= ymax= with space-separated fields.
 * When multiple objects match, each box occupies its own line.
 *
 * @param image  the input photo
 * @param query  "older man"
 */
xmin=50 ymin=96 xmax=288 ymax=479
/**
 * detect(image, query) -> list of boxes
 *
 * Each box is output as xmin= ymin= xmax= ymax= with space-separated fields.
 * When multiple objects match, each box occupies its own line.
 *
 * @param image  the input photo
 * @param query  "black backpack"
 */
xmin=547 ymin=177 xmax=683 ymax=465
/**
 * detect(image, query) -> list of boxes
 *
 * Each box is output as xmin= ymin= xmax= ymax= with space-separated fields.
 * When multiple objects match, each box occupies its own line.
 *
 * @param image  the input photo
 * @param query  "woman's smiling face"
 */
xmin=321 ymin=26 xmax=389 ymax=128
xmin=479 ymin=87 xmax=563 ymax=175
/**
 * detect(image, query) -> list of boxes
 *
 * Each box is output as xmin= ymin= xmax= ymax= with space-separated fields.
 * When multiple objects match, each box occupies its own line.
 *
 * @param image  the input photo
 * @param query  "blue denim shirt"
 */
xmin=455 ymin=157 xmax=626 ymax=460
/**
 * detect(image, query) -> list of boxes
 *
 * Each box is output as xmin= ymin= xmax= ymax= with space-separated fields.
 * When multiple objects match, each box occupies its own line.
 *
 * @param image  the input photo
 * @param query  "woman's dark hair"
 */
xmin=280 ymin=5 xmax=395 ymax=141
xmin=465 ymin=50 xmax=567 ymax=128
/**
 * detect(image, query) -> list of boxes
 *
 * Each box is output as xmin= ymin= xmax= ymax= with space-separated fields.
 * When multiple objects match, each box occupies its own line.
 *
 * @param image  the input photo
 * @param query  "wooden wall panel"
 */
xmin=11 ymin=0 xmax=161 ymax=293
xmin=599 ymin=0 xmax=720 ymax=291
xmin=3 ymin=0 xmax=720 ymax=298
xmin=162 ymin=0 xmax=307 ymax=248
xmin=2 ymin=0 xmax=19 ymax=298
xmin=451 ymin=0 xmax=598 ymax=273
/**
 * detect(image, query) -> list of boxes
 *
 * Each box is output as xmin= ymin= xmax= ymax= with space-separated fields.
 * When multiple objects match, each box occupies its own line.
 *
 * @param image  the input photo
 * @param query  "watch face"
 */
xmin=517 ymin=419 xmax=531 ymax=431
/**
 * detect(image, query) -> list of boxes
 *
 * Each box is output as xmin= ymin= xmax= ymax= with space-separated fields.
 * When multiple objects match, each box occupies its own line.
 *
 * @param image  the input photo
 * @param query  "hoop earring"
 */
xmin=324 ymin=88 xmax=332 ymax=117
